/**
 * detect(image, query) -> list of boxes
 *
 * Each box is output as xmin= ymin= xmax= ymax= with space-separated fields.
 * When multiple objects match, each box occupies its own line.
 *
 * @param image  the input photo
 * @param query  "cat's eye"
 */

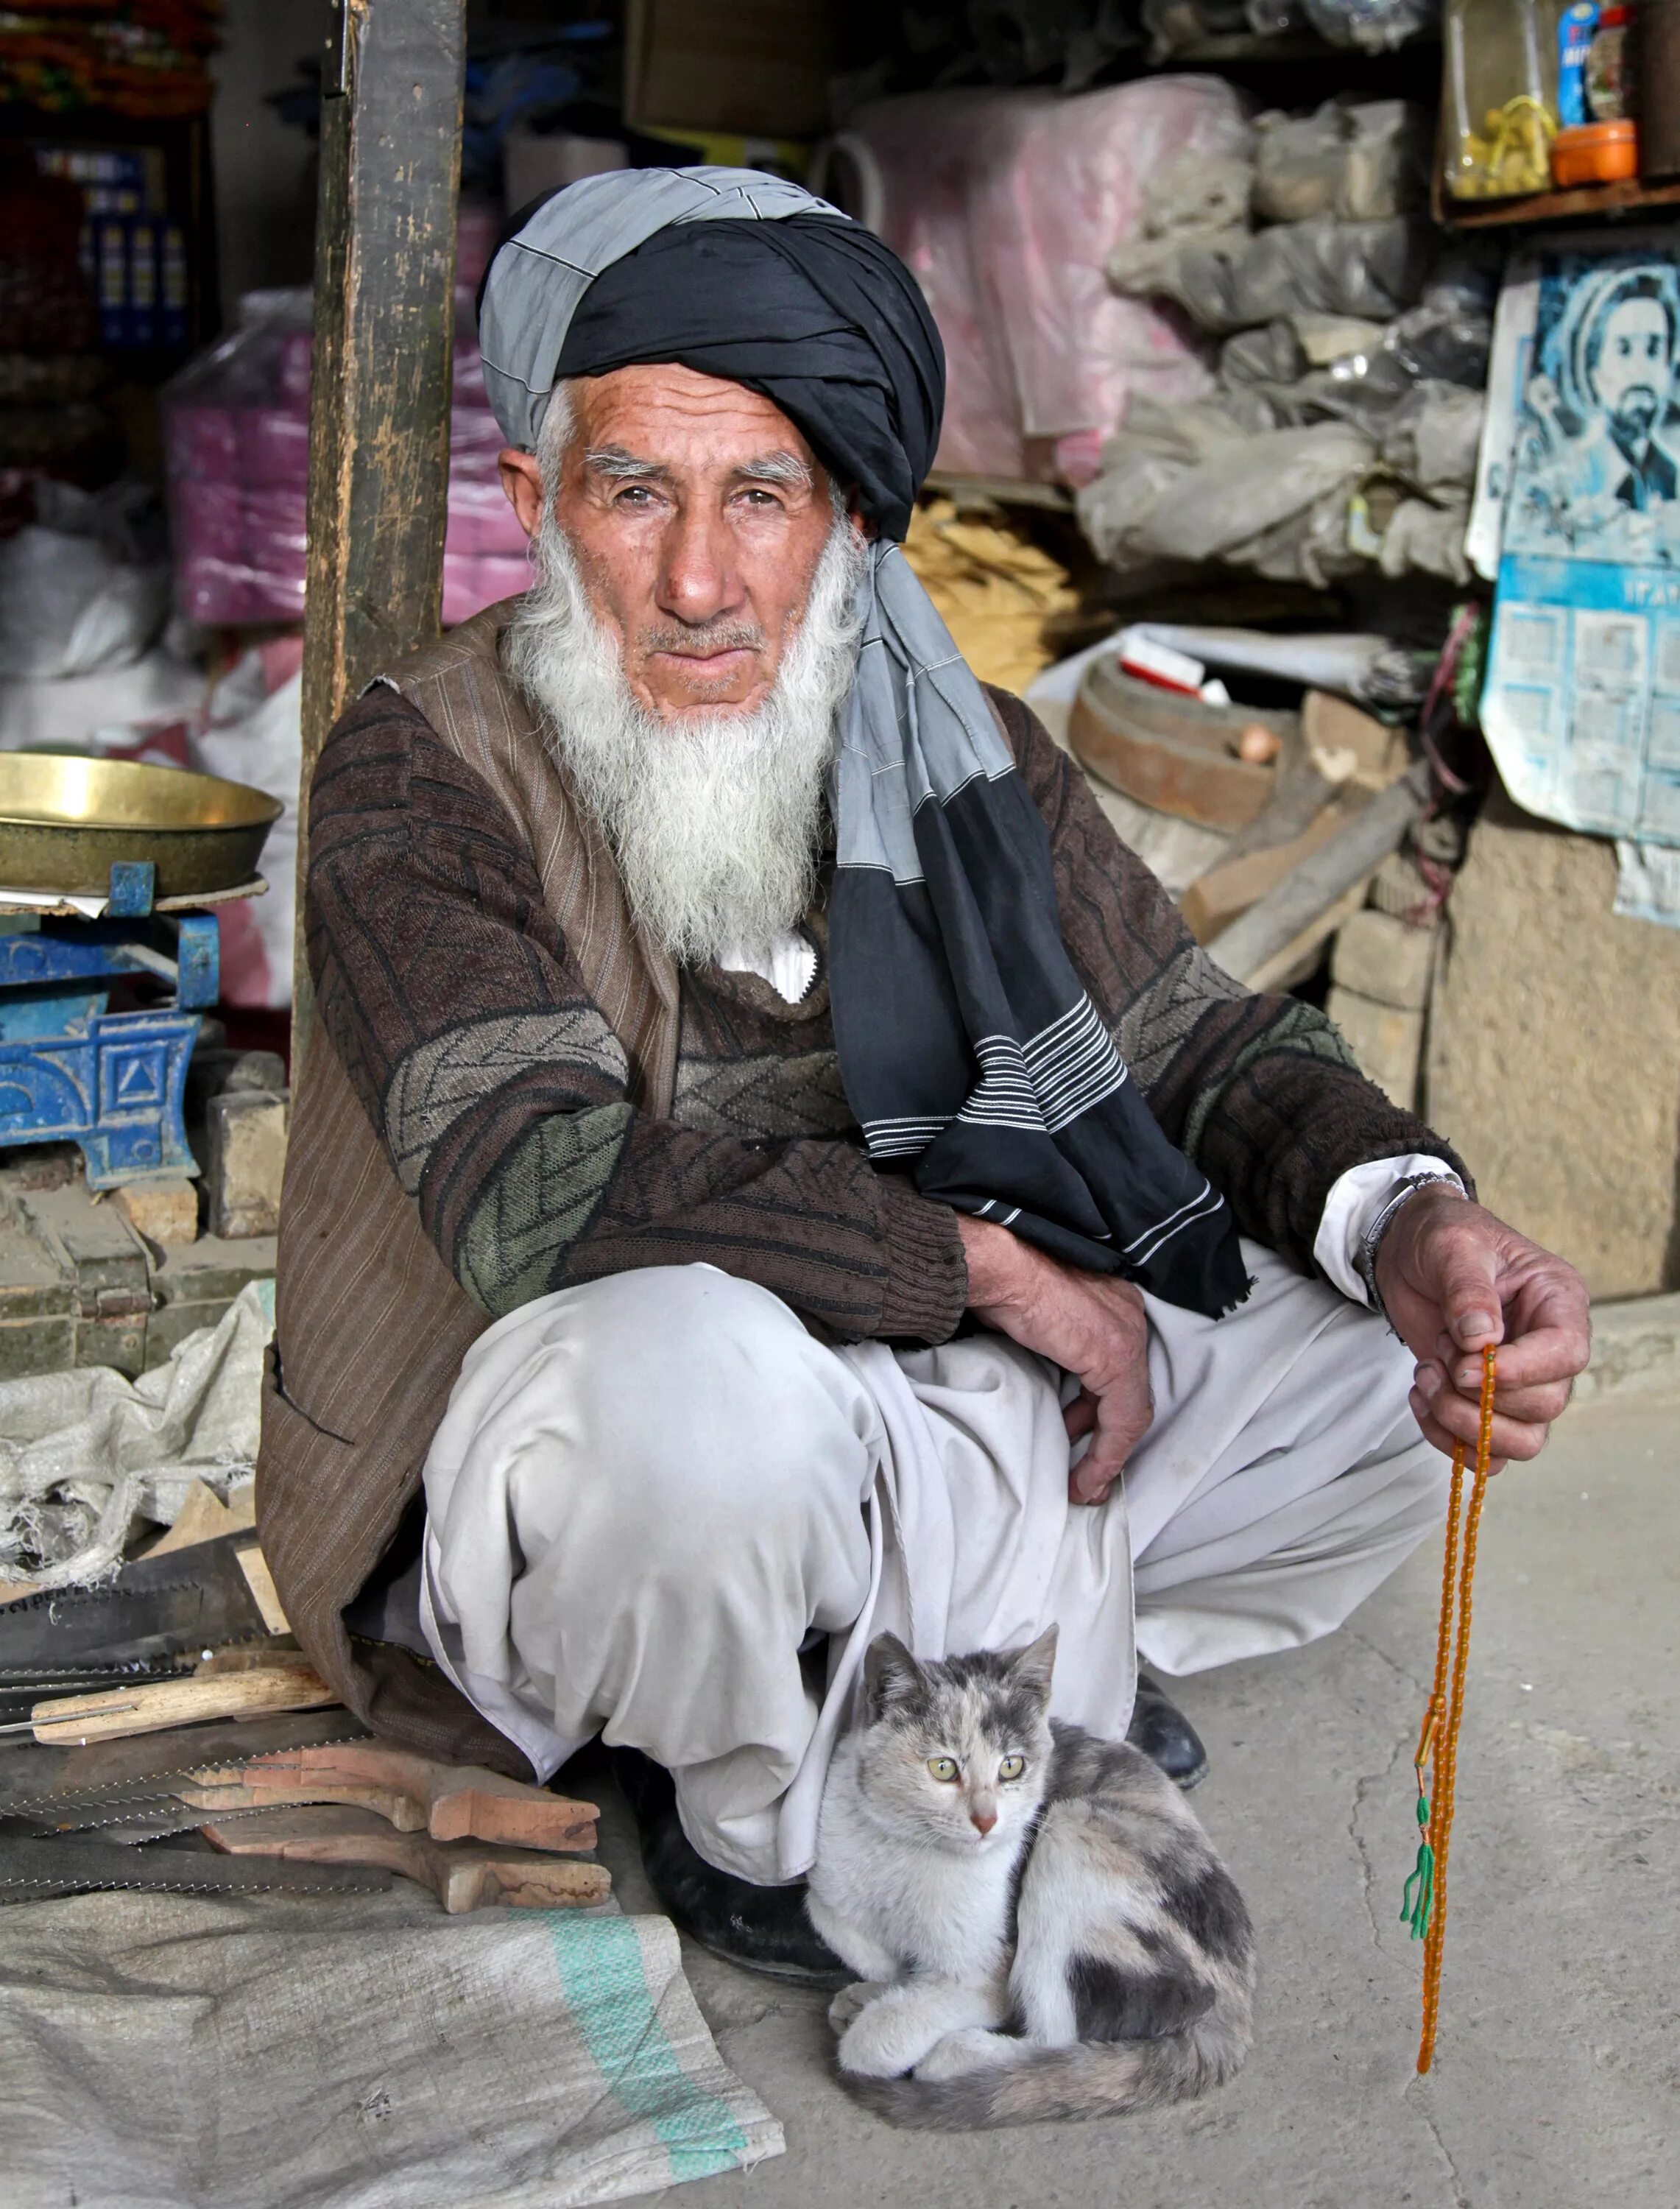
xmin=926 ymin=1755 xmax=959 ymax=1783
xmin=998 ymin=1754 xmax=1026 ymax=1781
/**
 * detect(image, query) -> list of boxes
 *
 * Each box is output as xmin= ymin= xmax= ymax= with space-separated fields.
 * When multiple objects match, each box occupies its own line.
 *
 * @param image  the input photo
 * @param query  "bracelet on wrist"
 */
xmin=1357 ymin=1172 xmax=1463 ymax=1329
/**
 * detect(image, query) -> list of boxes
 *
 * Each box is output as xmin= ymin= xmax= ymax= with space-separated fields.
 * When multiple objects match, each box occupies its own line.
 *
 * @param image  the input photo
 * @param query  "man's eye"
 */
xmin=738 ymin=487 xmax=781 ymax=507
xmin=615 ymin=485 xmax=655 ymax=507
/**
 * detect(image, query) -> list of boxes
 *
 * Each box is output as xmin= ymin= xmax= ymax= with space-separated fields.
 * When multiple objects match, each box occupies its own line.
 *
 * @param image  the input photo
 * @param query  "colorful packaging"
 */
xmin=1558 ymin=0 xmax=1600 ymax=128
xmin=1586 ymin=4 xmax=1636 ymax=118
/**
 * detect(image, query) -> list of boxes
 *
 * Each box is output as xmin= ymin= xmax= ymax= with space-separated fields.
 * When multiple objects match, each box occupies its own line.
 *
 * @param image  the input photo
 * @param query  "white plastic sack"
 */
xmin=0 ymin=1889 xmax=784 ymax=2209
xmin=190 ymin=653 xmax=302 ymax=1009
xmin=1077 ymin=400 xmax=1374 ymax=578
xmin=1109 ymin=213 xmax=1436 ymax=336
xmin=0 ymin=1279 xmax=275 ymax=1589
xmin=0 ymin=522 xmax=169 ymax=679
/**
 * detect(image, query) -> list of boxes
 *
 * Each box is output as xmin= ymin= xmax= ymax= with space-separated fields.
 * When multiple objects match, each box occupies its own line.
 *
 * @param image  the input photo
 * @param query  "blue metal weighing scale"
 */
xmin=0 ymin=864 xmax=252 ymax=1188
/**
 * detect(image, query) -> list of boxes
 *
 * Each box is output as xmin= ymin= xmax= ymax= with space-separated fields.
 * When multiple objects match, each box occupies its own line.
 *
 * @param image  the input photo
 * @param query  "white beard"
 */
xmin=506 ymin=505 xmax=866 ymax=968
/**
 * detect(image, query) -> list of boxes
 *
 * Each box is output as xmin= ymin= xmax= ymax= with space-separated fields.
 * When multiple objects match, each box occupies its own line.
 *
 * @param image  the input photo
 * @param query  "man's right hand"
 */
xmin=956 ymin=1215 xmax=1153 ymax=1507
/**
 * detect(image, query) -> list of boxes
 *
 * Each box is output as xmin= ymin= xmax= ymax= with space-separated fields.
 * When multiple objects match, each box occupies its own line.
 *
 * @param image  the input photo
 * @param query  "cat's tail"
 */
xmin=840 ymin=2000 xmax=1252 ymax=2131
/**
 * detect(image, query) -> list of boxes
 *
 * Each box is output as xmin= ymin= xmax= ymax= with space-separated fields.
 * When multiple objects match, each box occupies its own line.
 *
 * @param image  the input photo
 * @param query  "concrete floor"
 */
xmin=600 ymin=1391 xmax=1680 ymax=2209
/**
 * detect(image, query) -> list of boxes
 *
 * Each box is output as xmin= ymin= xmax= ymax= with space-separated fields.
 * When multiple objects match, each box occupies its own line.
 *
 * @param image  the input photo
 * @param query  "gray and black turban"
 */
xmin=478 ymin=168 xmax=942 ymax=540
xmin=477 ymin=167 xmax=1248 ymax=1318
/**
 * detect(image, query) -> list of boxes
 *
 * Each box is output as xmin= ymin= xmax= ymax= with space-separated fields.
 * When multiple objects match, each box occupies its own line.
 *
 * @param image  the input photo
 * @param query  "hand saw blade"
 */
xmin=0 ymin=1709 xmax=372 ymax=1817
xmin=13 ymin=1782 xmax=316 ymax=1845
xmin=0 ymin=1834 xmax=395 ymax=1900
xmin=0 ymin=1534 xmax=268 ymax=1669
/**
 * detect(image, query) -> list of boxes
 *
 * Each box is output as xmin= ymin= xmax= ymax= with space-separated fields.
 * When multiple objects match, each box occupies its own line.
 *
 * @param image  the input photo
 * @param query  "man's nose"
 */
xmin=657 ymin=505 xmax=741 ymax=626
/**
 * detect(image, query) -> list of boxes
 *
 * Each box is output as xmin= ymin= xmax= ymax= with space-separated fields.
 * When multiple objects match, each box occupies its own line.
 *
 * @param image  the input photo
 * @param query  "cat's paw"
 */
xmin=914 ymin=2029 xmax=1020 ymax=2082
xmin=827 ymin=1981 xmax=881 ymax=2037
xmin=836 ymin=2004 xmax=917 ymax=2079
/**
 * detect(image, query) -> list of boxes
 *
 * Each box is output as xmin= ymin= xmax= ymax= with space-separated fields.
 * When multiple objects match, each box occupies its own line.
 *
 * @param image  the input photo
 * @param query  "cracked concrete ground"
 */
xmin=599 ymin=1388 xmax=1679 ymax=2209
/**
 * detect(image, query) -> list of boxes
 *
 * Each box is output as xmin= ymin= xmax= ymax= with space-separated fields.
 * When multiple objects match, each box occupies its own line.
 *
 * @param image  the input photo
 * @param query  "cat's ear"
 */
xmin=1006 ymin=1624 xmax=1058 ymax=1701
xmin=863 ymin=1632 xmax=924 ymax=1721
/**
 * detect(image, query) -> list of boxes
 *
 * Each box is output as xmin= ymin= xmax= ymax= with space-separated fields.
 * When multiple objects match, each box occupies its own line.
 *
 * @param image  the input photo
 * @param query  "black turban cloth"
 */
xmin=548 ymin=214 xmax=945 ymax=543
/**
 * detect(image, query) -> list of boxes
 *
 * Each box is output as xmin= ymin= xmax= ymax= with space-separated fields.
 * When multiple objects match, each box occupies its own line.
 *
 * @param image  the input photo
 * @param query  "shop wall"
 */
xmin=210 ymin=1 xmax=328 ymax=317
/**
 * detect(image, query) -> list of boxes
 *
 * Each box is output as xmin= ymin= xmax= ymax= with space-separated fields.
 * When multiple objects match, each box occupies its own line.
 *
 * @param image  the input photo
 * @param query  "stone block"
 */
xmin=143 ymin=1236 xmax=276 ymax=1369
xmin=113 ymin=1178 xmax=200 ymax=1248
xmin=1427 ymin=786 xmax=1680 ymax=1299
xmin=205 ymin=1090 xmax=289 ymax=1240
xmin=1327 ymin=984 xmax=1423 ymax=1110
xmin=1330 ymin=906 xmax=1436 ymax=1012
xmin=13 ymin=1184 xmax=152 ymax=1376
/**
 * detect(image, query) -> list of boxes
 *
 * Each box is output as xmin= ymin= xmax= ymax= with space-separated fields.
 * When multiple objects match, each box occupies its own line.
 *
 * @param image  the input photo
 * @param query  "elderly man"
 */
xmin=258 ymin=170 xmax=1589 ymax=1981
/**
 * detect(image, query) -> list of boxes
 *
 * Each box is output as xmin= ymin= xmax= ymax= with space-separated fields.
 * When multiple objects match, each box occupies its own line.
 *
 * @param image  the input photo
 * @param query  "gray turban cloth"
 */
xmin=478 ymin=169 xmax=1247 ymax=1314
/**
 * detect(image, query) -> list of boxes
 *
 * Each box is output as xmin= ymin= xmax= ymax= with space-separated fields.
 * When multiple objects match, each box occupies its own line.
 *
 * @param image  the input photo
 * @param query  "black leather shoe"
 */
xmin=610 ymin=1747 xmax=850 ymax=1987
xmin=1128 ymin=1672 xmax=1210 ymax=1790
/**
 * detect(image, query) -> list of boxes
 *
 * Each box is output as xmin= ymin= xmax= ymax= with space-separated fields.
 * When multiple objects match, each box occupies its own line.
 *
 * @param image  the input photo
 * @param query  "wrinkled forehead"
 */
xmin=565 ymin=364 xmax=824 ymax=483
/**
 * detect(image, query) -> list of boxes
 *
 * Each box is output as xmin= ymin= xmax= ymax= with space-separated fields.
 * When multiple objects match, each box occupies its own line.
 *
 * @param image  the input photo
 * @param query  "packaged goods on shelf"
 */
xmin=162 ymin=292 xmax=529 ymax=630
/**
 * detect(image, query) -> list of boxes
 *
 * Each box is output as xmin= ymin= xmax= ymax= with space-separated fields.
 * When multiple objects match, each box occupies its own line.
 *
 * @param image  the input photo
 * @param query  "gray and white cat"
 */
xmin=805 ymin=1627 xmax=1255 ymax=2129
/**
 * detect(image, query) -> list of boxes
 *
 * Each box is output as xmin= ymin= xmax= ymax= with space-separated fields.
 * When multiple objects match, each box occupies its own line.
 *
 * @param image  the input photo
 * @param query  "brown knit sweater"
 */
xmin=306 ymin=680 xmax=1466 ymax=1336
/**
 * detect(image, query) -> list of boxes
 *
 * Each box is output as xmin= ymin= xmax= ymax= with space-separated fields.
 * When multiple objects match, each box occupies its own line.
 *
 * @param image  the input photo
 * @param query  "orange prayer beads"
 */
xmin=1406 ymin=1343 xmax=1497 ymax=2075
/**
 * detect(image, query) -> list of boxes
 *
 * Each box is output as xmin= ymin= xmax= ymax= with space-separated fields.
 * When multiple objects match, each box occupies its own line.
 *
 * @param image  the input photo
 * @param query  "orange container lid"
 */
xmin=1552 ymin=119 xmax=1640 ymax=184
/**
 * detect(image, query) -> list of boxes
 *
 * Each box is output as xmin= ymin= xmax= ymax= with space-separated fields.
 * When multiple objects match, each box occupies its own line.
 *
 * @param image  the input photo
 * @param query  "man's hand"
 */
xmin=1373 ymin=1184 xmax=1591 ymax=1471
xmin=956 ymin=1216 xmax=1151 ymax=1506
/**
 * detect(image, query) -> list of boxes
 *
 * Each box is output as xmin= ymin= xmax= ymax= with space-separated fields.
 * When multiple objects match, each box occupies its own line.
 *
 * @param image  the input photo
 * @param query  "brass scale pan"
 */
xmin=0 ymin=753 xmax=281 ymax=901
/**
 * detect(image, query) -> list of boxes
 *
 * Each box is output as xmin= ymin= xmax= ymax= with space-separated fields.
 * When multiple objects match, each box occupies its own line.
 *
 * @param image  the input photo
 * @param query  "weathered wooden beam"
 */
xmin=293 ymin=0 xmax=467 ymax=1063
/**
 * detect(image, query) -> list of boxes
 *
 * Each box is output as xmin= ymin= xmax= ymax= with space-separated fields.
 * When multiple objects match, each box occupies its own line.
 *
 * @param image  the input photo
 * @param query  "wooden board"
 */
xmin=295 ymin=0 xmax=466 ymax=1061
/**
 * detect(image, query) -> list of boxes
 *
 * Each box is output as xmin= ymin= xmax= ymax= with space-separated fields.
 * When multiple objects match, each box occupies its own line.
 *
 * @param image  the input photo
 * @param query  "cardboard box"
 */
xmin=624 ymin=0 xmax=836 ymax=139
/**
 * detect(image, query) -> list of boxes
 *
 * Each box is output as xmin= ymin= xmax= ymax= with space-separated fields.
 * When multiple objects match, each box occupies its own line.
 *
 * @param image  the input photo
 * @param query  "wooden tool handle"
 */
xmin=177 ymin=1779 xmax=427 ymax=1831
xmin=241 ymin=1740 xmax=598 ymax=1851
xmin=32 ymin=1663 xmax=337 ymax=1745
xmin=199 ymin=1805 xmax=612 ymax=1913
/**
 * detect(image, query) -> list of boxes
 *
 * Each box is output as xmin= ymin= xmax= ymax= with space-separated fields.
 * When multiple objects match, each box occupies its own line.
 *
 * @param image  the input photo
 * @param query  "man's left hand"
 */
xmin=1373 ymin=1184 xmax=1591 ymax=1470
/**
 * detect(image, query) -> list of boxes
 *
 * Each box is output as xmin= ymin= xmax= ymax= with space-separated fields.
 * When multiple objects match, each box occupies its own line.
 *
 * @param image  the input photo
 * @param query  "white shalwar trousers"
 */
xmin=420 ymin=1244 xmax=1449 ymax=1885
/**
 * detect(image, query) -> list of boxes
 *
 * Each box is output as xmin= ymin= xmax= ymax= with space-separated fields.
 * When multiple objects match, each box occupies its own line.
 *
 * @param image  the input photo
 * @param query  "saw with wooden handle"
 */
xmin=239 ymin=1740 xmax=599 ymax=1850
xmin=199 ymin=1806 xmax=611 ymax=1913
xmin=0 ymin=1711 xmax=370 ymax=1819
xmin=0 ymin=1834 xmax=394 ymax=1900
xmin=6 ymin=1657 xmax=338 ymax=1746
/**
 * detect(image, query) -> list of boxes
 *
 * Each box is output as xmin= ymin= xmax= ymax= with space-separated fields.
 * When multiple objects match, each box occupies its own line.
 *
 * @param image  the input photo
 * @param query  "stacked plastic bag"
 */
xmin=1082 ymin=98 xmax=1494 ymax=587
xmin=163 ymin=290 xmax=529 ymax=631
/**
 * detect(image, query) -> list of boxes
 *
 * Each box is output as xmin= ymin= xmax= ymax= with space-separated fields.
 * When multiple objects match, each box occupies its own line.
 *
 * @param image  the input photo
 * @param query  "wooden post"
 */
xmin=292 ymin=0 xmax=466 ymax=1065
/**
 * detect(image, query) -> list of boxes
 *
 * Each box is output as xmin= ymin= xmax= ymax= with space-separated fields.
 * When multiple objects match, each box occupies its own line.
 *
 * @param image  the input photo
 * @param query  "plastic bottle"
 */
xmin=1557 ymin=0 xmax=1600 ymax=124
xmin=1586 ymin=4 xmax=1636 ymax=116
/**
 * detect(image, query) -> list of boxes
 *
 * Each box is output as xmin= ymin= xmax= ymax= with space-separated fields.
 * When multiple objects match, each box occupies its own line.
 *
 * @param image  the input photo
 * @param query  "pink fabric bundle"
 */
xmin=163 ymin=299 xmax=529 ymax=629
xmin=844 ymin=82 xmax=1251 ymax=481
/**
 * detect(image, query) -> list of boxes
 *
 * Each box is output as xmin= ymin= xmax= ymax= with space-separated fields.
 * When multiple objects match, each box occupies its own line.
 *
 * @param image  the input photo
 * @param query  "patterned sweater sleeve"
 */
xmin=987 ymin=687 xmax=1472 ymax=1278
xmin=306 ymin=688 xmax=967 ymax=1343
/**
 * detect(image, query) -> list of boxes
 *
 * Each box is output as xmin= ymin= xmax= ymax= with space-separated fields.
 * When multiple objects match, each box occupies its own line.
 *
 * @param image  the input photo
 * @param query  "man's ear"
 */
xmin=498 ymin=447 xmax=546 ymax=540
xmin=863 ymin=1632 xmax=923 ymax=1722
xmin=1006 ymin=1625 xmax=1058 ymax=1702
xmin=846 ymin=489 xmax=875 ymax=541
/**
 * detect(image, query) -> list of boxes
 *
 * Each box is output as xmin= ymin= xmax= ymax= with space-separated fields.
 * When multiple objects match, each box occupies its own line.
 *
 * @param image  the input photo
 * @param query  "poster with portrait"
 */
xmin=1480 ymin=240 xmax=1680 ymax=847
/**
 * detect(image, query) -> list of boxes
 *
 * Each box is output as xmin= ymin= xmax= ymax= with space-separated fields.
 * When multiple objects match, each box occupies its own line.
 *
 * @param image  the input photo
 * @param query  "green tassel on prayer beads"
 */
xmin=1400 ymin=1791 xmax=1435 ymax=1939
